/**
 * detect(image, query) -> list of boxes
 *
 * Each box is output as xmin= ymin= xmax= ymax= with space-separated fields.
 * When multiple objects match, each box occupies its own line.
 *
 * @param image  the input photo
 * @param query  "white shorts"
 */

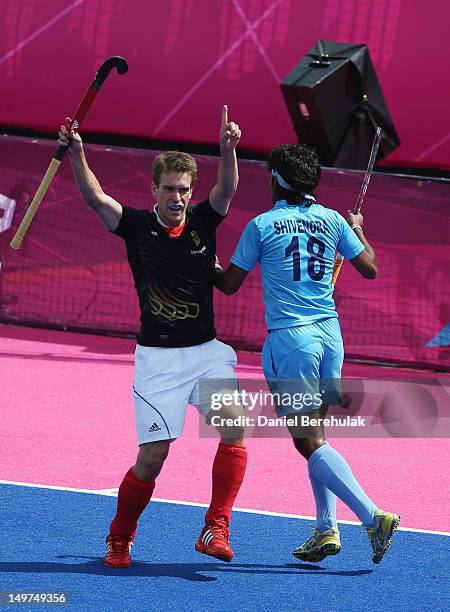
xmin=133 ymin=339 xmax=238 ymax=444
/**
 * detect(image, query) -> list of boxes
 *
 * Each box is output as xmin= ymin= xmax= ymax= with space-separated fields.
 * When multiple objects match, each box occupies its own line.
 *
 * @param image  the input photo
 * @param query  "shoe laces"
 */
xmin=107 ymin=535 xmax=133 ymax=553
xmin=208 ymin=519 xmax=230 ymax=541
xmin=302 ymin=527 xmax=323 ymax=549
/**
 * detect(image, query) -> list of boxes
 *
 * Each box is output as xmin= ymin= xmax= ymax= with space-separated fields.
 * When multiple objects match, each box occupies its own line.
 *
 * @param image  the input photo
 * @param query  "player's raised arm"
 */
xmin=209 ymin=105 xmax=241 ymax=216
xmin=346 ymin=210 xmax=378 ymax=279
xmin=58 ymin=119 xmax=122 ymax=231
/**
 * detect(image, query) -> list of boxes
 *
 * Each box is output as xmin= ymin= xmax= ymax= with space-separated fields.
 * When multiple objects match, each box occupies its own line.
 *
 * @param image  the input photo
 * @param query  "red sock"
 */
xmin=109 ymin=468 xmax=155 ymax=537
xmin=205 ymin=443 xmax=247 ymax=525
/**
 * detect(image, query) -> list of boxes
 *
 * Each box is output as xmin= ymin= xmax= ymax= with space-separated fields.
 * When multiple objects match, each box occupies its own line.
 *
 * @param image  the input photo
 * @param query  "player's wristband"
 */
xmin=351 ymin=224 xmax=363 ymax=232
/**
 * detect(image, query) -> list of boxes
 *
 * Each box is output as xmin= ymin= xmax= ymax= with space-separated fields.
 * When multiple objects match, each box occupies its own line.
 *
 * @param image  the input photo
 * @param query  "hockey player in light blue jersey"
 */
xmin=215 ymin=144 xmax=399 ymax=564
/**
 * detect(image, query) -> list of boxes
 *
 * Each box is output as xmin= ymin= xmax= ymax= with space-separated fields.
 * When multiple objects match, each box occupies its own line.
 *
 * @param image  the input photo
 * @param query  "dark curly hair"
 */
xmin=267 ymin=144 xmax=321 ymax=198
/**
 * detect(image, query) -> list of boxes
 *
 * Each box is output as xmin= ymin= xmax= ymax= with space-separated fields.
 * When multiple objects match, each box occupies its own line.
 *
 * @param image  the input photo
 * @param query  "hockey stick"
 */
xmin=332 ymin=126 xmax=382 ymax=284
xmin=10 ymin=56 xmax=128 ymax=250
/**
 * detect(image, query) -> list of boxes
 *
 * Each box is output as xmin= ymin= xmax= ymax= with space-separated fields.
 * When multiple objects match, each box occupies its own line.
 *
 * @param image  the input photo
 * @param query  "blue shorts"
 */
xmin=262 ymin=318 xmax=344 ymax=415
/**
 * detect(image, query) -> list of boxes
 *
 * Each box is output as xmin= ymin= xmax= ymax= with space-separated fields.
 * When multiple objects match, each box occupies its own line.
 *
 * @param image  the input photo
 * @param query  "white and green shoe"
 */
xmin=365 ymin=509 xmax=400 ymax=564
xmin=293 ymin=527 xmax=341 ymax=562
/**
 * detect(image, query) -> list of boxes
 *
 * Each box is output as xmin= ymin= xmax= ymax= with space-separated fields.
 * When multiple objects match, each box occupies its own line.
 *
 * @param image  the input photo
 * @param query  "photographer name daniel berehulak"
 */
xmin=198 ymin=376 xmax=448 ymax=439
xmin=208 ymin=389 xmax=365 ymax=428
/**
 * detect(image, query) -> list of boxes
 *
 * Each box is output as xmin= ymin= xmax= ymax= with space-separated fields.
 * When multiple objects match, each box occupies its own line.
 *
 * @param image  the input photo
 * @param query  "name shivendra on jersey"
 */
xmin=273 ymin=218 xmax=331 ymax=235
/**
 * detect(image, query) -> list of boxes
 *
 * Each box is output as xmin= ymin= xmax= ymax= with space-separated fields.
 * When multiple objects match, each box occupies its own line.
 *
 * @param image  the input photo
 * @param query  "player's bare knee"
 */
xmin=220 ymin=434 xmax=246 ymax=447
xmin=217 ymin=423 xmax=245 ymax=443
xmin=292 ymin=436 xmax=326 ymax=460
xmin=292 ymin=437 xmax=310 ymax=459
xmin=207 ymin=401 xmax=245 ymax=441
xmin=135 ymin=440 xmax=170 ymax=480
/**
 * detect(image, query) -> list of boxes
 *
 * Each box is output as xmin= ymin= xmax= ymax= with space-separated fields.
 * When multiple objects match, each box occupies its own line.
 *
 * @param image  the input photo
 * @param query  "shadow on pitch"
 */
xmin=0 ymin=557 xmax=373 ymax=582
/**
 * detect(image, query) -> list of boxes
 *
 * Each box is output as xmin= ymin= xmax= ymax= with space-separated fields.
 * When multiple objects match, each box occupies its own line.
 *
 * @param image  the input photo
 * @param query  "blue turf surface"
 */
xmin=1 ymin=484 xmax=449 ymax=612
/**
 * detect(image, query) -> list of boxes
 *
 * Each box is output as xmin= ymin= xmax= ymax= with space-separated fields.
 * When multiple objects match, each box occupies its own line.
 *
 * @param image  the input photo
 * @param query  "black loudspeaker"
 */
xmin=281 ymin=40 xmax=400 ymax=169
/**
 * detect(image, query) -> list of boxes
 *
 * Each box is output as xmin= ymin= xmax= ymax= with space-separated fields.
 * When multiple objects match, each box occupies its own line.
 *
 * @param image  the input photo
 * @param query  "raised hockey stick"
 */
xmin=332 ymin=126 xmax=382 ymax=284
xmin=10 ymin=56 xmax=128 ymax=249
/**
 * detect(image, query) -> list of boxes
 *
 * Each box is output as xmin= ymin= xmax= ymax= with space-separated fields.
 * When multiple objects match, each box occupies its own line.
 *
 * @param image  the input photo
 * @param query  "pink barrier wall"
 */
xmin=0 ymin=0 xmax=449 ymax=170
xmin=0 ymin=135 xmax=448 ymax=369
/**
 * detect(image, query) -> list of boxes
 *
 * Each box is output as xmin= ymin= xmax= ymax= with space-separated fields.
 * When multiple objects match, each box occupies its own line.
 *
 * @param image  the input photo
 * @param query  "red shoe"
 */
xmin=195 ymin=519 xmax=234 ymax=562
xmin=104 ymin=535 xmax=134 ymax=568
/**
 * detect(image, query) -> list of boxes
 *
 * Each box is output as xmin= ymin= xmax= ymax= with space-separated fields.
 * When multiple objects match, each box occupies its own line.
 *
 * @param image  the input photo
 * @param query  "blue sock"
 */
xmin=308 ymin=464 xmax=338 ymax=532
xmin=308 ymin=443 xmax=376 ymax=527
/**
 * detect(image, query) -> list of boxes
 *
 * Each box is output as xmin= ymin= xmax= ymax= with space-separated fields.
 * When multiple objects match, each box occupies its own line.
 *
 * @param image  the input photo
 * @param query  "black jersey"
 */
xmin=113 ymin=199 xmax=225 ymax=347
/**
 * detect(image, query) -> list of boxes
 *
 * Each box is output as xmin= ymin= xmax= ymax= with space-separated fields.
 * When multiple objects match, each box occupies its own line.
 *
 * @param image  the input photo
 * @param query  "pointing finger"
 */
xmin=221 ymin=104 xmax=228 ymax=129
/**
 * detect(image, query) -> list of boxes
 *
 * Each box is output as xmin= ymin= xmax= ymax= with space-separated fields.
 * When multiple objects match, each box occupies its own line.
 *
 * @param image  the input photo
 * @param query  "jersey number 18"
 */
xmin=284 ymin=236 xmax=326 ymax=281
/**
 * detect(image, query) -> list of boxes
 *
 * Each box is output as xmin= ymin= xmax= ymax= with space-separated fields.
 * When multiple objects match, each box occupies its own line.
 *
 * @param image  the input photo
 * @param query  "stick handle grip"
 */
xmin=10 ymin=157 xmax=62 ymax=249
xmin=332 ymin=254 xmax=344 ymax=285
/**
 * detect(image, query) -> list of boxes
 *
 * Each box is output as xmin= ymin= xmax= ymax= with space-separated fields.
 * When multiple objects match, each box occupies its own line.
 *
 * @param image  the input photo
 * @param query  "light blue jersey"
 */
xmin=230 ymin=199 xmax=364 ymax=330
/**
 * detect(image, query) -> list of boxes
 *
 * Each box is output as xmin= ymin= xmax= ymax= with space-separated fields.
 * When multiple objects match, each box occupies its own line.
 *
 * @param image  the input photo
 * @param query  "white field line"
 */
xmin=1 ymin=479 xmax=448 ymax=537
